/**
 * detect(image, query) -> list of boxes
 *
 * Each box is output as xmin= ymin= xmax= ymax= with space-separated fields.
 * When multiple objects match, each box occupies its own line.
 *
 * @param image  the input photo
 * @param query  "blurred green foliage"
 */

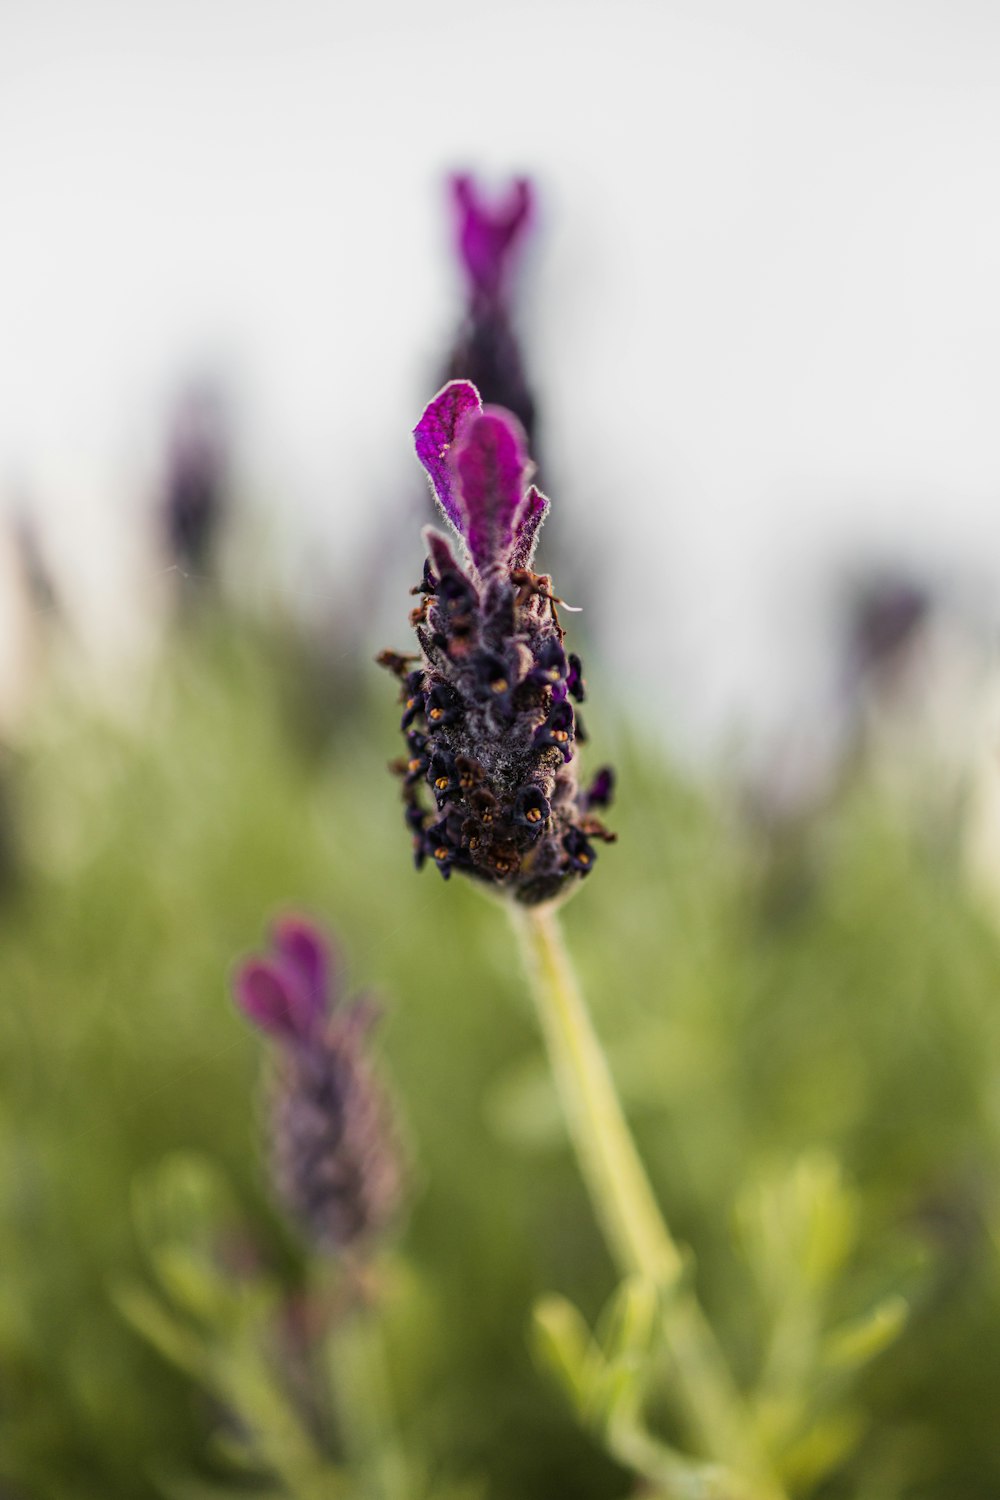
xmin=2 ymin=618 xmax=1000 ymax=1498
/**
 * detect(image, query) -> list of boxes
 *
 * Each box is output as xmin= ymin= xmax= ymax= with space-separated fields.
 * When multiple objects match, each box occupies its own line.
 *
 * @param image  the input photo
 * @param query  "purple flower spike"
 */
xmin=452 ymin=174 xmax=532 ymax=301
xmin=233 ymin=916 xmax=402 ymax=1254
xmin=382 ymin=392 xmax=617 ymax=906
xmin=443 ymin=173 xmax=538 ymax=451
xmin=413 ymin=380 xmax=481 ymax=532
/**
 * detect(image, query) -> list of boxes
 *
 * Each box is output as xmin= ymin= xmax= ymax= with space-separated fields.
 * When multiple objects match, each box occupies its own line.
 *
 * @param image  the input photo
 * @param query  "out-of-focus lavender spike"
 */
xmin=454 ymin=409 xmax=530 ymax=574
xmin=271 ymin=1026 xmax=401 ymax=1253
xmin=451 ymin=174 xmax=533 ymax=302
xmin=847 ymin=575 xmax=930 ymax=690
xmin=12 ymin=508 xmax=60 ymax=622
xmin=444 ymin=174 xmax=538 ymax=452
xmin=413 ymin=380 xmax=481 ymax=533
xmin=509 ymin=485 xmax=550 ymax=571
xmin=232 ymin=917 xmax=403 ymax=1255
xmin=161 ymin=383 xmax=229 ymax=580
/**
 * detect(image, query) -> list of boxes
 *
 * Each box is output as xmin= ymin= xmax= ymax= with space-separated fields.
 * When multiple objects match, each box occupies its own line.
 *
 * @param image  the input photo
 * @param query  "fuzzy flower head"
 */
xmin=233 ymin=916 xmax=402 ymax=1256
xmin=380 ymin=381 xmax=615 ymax=907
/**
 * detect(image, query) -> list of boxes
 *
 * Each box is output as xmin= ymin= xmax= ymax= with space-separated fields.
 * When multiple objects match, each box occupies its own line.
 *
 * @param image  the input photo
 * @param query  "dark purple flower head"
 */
xmin=233 ymin=917 xmax=402 ymax=1255
xmin=379 ymin=381 xmax=616 ymax=907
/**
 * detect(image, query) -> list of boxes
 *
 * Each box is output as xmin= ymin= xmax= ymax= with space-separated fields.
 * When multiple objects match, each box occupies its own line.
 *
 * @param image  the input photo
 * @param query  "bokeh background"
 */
xmin=4 ymin=3 xmax=1000 ymax=1498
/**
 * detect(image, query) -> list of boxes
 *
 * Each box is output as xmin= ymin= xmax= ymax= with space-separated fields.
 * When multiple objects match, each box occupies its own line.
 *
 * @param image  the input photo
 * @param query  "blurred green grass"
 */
xmin=2 ymin=618 xmax=1000 ymax=1498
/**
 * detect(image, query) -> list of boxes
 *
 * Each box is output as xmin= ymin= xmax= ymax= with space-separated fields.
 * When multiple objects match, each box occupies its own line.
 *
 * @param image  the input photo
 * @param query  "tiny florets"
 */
xmin=379 ymin=381 xmax=615 ymax=907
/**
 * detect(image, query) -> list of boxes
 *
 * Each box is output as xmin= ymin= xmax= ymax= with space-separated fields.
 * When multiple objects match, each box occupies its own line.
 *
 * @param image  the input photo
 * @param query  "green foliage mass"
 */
xmin=2 ymin=618 xmax=1000 ymax=1498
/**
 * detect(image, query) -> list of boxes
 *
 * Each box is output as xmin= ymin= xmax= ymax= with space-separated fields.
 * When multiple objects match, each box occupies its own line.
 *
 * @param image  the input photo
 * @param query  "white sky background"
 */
xmin=2 ymin=0 xmax=1000 ymax=754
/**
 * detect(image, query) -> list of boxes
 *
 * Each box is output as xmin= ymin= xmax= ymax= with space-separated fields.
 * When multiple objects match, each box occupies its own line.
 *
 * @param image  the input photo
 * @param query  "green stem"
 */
xmin=510 ymin=902 xmax=784 ymax=1500
xmin=325 ymin=1271 xmax=412 ymax=1500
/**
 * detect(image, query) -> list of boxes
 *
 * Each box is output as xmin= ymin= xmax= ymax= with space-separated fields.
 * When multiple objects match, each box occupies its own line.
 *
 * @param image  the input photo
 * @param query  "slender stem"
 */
xmin=324 ymin=1268 xmax=412 ymax=1500
xmin=510 ymin=902 xmax=785 ymax=1500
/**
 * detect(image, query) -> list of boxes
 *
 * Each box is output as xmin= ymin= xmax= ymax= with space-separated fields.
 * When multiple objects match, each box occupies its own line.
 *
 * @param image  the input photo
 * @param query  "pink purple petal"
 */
xmin=509 ymin=484 xmax=550 ymax=570
xmin=233 ymin=957 xmax=314 ymax=1042
xmin=272 ymin=915 xmax=334 ymax=1025
xmin=413 ymin=381 xmax=481 ymax=532
xmin=454 ymin=410 xmax=528 ymax=573
xmin=422 ymin=525 xmax=463 ymax=582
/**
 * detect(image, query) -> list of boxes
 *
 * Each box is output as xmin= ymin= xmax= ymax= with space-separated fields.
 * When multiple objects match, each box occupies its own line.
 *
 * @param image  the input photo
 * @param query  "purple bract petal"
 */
xmin=422 ymin=525 xmax=463 ymax=583
xmin=451 ymin=174 xmax=532 ymax=299
xmin=414 ymin=381 xmax=481 ymax=532
xmin=509 ymin=484 xmax=549 ymax=570
xmin=272 ymin=915 xmax=334 ymax=1026
xmin=233 ymin=957 xmax=317 ymax=1043
xmin=454 ymin=409 xmax=528 ymax=574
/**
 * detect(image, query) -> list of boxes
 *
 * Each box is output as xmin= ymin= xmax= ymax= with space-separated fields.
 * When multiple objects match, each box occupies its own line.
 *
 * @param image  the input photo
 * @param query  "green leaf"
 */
xmin=823 ymin=1295 xmax=908 ymax=1372
xmin=113 ymin=1282 xmax=210 ymax=1382
xmin=597 ymin=1275 xmax=659 ymax=1370
xmin=531 ymin=1294 xmax=599 ymax=1413
xmin=777 ymin=1410 xmax=866 ymax=1492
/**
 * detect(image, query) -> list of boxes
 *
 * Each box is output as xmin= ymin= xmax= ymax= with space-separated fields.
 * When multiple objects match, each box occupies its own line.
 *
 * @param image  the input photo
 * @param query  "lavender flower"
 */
xmin=445 ymin=174 xmax=537 ymax=449
xmin=379 ymin=381 xmax=615 ymax=907
xmin=232 ymin=916 xmax=402 ymax=1255
xmin=161 ymin=384 xmax=228 ymax=579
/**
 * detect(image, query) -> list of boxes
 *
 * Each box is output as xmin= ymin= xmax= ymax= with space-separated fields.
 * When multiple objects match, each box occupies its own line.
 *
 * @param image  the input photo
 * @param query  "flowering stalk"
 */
xmin=234 ymin=916 xmax=409 ymax=1493
xmin=512 ymin=904 xmax=784 ymax=1499
xmin=382 ymin=390 xmax=784 ymax=1495
xmin=324 ymin=1281 xmax=412 ymax=1500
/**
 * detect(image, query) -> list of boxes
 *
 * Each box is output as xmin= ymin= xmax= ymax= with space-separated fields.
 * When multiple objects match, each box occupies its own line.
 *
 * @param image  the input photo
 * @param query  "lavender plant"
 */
xmin=380 ymin=383 xmax=795 ymax=1498
xmin=120 ymin=917 xmax=419 ymax=1499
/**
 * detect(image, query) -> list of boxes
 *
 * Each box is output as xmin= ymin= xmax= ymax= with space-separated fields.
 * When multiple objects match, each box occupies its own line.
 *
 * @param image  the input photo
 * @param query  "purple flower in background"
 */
xmin=161 ymin=383 xmax=229 ymax=581
xmin=453 ymin=173 xmax=531 ymax=302
xmin=379 ymin=381 xmax=615 ymax=907
xmin=233 ymin=916 xmax=402 ymax=1255
xmin=444 ymin=174 xmax=537 ymax=450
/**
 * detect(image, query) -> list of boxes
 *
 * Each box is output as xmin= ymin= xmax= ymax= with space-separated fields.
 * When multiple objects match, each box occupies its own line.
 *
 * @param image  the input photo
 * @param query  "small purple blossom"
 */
xmin=379 ymin=381 xmax=615 ymax=907
xmin=233 ymin=917 xmax=402 ymax=1255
